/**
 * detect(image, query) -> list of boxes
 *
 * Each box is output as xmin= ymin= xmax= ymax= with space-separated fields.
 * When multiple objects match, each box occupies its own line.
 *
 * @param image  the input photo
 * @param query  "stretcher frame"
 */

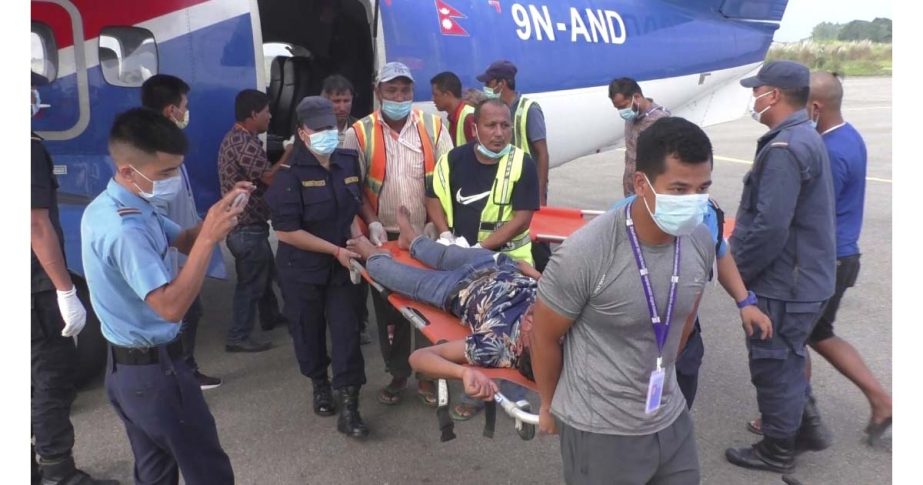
xmin=353 ymin=206 xmax=601 ymax=441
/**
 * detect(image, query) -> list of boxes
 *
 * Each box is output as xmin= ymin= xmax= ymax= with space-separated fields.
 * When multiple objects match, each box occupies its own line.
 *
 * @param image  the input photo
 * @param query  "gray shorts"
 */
xmin=558 ymin=409 xmax=699 ymax=485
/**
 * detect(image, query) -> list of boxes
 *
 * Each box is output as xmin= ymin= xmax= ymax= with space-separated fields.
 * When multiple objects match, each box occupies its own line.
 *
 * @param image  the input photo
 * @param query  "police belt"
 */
xmin=111 ymin=338 xmax=183 ymax=365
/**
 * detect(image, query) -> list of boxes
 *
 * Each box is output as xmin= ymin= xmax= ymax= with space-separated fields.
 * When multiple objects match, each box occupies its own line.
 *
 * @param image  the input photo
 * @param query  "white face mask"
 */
xmin=131 ymin=165 xmax=183 ymax=202
xmin=748 ymin=90 xmax=774 ymax=123
xmin=173 ymin=109 xmax=190 ymax=129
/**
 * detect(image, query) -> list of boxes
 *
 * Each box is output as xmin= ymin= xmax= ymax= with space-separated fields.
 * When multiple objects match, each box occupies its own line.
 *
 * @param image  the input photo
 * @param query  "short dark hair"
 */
xmin=473 ymin=98 xmax=510 ymax=122
xmin=109 ymin=107 xmax=187 ymax=156
xmin=779 ymin=86 xmax=810 ymax=108
xmin=636 ymin=117 xmax=712 ymax=181
xmin=140 ymin=74 xmax=190 ymax=111
xmin=608 ymin=77 xmax=642 ymax=99
xmin=430 ymin=71 xmax=463 ymax=98
xmin=321 ymin=74 xmax=355 ymax=96
xmin=235 ymin=89 xmax=269 ymax=122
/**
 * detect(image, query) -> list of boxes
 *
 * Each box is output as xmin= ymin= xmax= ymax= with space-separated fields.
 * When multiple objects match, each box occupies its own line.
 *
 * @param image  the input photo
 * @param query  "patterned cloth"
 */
xmin=217 ymin=124 xmax=272 ymax=226
xmin=456 ymin=268 xmax=537 ymax=368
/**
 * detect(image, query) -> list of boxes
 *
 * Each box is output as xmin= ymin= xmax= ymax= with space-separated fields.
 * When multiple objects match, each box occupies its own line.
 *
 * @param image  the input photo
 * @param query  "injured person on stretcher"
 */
xmin=347 ymin=206 xmax=541 ymax=403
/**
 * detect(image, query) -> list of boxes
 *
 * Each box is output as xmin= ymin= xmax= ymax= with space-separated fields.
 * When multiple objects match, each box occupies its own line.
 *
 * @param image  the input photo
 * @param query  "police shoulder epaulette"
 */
xmin=117 ymin=207 xmax=142 ymax=217
xmin=338 ymin=148 xmax=360 ymax=158
xmin=770 ymin=142 xmax=790 ymax=148
xmin=31 ymin=134 xmax=43 ymax=141
xmin=279 ymin=163 xmax=291 ymax=169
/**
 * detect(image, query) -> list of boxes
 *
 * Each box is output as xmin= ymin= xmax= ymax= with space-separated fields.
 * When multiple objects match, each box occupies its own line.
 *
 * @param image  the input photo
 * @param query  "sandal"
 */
xmin=450 ymin=402 xmax=484 ymax=421
xmin=377 ymin=377 xmax=407 ymax=405
xmin=747 ymin=417 xmax=763 ymax=435
xmin=865 ymin=416 xmax=892 ymax=448
xmin=417 ymin=380 xmax=438 ymax=408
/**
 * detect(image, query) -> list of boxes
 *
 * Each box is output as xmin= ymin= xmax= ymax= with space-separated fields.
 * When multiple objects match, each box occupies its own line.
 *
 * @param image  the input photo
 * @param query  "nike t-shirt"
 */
xmin=426 ymin=142 xmax=539 ymax=245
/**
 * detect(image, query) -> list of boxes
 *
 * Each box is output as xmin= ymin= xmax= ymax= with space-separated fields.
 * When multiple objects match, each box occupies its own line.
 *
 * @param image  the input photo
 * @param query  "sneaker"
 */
xmin=194 ymin=371 xmax=222 ymax=390
xmin=225 ymin=338 xmax=273 ymax=353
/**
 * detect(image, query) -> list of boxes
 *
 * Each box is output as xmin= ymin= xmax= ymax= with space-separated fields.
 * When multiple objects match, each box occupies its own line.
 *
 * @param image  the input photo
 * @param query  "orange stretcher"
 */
xmin=354 ymin=206 xmax=733 ymax=441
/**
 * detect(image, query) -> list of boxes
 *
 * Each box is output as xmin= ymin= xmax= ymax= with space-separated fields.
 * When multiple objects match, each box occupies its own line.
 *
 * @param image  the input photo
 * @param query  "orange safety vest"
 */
xmin=353 ymin=109 xmax=442 ymax=214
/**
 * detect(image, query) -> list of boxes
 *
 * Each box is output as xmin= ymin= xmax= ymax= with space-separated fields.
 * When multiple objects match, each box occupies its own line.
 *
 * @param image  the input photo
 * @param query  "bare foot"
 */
xmin=347 ymin=236 xmax=386 ymax=260
xmin=396 ymin=206 xmax=420 ymax=249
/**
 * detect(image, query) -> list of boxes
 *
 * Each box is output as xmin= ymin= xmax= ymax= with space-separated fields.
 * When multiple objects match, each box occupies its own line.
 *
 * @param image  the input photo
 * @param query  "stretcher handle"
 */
xmin=350 ymin=259 xmax=430 ymax=329
xmin=494 ymin=392 xmax=539 ymax=425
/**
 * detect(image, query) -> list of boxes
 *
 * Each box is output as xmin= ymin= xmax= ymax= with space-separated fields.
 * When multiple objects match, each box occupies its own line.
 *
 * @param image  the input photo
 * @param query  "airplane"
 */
xmin=30 ymin=0 xmax=788 ymax=384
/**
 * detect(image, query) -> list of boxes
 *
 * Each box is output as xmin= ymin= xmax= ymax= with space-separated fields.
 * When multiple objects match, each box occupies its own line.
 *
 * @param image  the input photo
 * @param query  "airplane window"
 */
xmin=31 ymin=22 xmax=57 ymax=82
xmin=99 ymin=27 xmax=158 ymax=87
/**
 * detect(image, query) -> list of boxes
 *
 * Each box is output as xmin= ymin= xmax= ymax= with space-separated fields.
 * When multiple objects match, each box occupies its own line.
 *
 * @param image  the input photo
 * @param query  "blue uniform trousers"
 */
xmin=105 ymin=344 xmax=233 ymax=485
xmin=280 ymin=277 xmax=366 ymax=390
xmin=747 ymin=296 xmax=826 ymax=439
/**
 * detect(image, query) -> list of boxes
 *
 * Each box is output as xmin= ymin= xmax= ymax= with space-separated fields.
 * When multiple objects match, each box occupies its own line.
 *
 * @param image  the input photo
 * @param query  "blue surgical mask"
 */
xmin=618 ymin=98 xmax=639 ymax=121
xmin=474 ymin=127 xmax=512 ymax=159
xmin=483 ymin=85 xmax=501 ymax=100
xmin=642 ymin=174 xmax=708 ymax=236
xmin=131 ymin=165 xmax=183 ymax=202
xmin=308 ymin=129 xmax=339 ymax=156
xmin=809 ymin=110 xmax=820 ymax=130
xmin=381 ymin=100 xmax=413 ymax=120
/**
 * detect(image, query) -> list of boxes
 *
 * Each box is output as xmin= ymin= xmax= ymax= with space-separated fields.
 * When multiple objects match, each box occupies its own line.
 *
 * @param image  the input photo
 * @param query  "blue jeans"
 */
xmin=226 ymin=225 xmax=282 ymax=344
xmin=366 ymin=236 xmax=513 ymax=312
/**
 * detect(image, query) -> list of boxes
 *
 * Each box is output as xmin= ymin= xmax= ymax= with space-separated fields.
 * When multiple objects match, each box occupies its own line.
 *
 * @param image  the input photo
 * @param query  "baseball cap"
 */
xmin=377 ymin=62 xmax=414 ymax=84
xmin=476 ymin=60 xmax=517 ymax=83
xmin=296 ymin=96 xmax=337 ymax=130
xmin=740 ymin=60 xmax=810 ymax=89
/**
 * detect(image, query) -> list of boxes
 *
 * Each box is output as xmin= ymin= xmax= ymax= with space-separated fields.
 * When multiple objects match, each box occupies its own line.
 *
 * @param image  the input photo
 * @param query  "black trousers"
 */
xmin=281 ymin=277 xmax=366 ymax=389
xmin=106 ymin=345 xmax=234 ymax=484
xmin=31 ymin=290 xmax=77 ymax=459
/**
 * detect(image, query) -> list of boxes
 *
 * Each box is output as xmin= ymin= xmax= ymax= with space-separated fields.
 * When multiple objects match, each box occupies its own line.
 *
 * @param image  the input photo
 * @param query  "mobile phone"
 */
xmin=231 ymin=192 xmax=249 ymax=210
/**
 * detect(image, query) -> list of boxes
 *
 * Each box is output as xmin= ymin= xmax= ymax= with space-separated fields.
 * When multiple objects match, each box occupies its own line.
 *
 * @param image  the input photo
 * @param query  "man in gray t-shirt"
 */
xmin=532 ymin=118 xmax=716 ymax=485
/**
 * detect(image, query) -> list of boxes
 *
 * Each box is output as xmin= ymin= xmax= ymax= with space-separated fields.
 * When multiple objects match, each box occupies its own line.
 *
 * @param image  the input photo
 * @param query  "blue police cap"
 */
xmin=740 ymin=60 xmax=809 ymax=89
xmin=296 ymin=96 xmax=337 ymax=131
xmin=31 ymin=71 xmax=49 ymax=86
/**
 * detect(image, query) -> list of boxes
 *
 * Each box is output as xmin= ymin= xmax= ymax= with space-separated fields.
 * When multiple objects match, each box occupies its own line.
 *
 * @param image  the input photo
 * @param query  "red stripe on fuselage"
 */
xmin=32 ymin=0 xmax=211 ymax=48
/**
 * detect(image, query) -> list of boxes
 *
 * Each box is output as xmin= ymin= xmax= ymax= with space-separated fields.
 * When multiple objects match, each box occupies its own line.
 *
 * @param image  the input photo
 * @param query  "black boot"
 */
xmin=337 ymin=386 xmax=370 ymax=439
xmin=725 ymin=436 xmax=796 ymax=473
xmin=313 ymin=378 xmax=336 ymax=417
xmin=39 ymin=455 xmax=120 ymax=485
xmin=796 ymin=394 xmax=832 ymax=452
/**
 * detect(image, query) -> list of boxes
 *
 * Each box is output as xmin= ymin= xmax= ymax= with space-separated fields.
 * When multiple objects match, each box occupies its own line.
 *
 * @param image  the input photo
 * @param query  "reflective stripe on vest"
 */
xmin=432 ymin=147 xmax=533 ymax=264
xmin=454 ymin=104 xmax=476 ymax=147
xmin=353 ymin=110 xmax=442 ymax=213
xmin=512 ymin=97 xmax=534 ymax=156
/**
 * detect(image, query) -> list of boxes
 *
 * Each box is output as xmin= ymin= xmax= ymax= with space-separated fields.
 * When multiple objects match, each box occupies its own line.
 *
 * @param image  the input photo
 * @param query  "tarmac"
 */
xmin=68 ymin=76 xmax=892 ymax=484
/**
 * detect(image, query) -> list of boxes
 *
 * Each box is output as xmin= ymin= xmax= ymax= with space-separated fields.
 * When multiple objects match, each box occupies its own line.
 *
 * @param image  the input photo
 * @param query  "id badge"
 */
xmin=645 ymin=367 xmax=666 ymax=414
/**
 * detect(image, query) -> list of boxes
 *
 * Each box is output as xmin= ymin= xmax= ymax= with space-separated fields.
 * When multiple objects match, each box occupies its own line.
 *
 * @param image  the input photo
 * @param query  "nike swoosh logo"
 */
xmin=456 ymin=188 xmax=490 ymax=205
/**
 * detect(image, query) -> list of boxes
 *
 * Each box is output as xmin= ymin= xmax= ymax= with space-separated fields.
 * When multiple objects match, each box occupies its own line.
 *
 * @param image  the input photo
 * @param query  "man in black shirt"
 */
xmin=31 ymin=72 xmax=118 ymax=485
xmin=425 ymin=98 xmax=539 ymax=420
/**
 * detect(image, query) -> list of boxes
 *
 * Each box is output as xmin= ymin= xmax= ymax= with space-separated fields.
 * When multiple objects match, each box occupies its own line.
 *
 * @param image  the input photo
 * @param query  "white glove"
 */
xmin=57 ymin=286 xmax=87 ymax=338
xmin=472 ymin=243 xmax=482 ymax=249
xmin=369 ymin=221 xmax=387 ymax=247
xmin=438 ymin=231 xmax=456 ymax=245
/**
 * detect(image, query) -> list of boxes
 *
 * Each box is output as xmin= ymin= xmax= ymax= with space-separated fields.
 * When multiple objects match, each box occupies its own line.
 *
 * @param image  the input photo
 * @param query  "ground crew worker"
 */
xmin=425 ymin=97 xmax=540 ymax=420
xmin=81 ymin=108 xmax=242 ymax=484
xmin=477 ymin=60 xmax=551 ymax=270
xmin=430 ymin=71 xmax=476 ymax=146
xmin=342 ymin=61 xmax=453 ymax=407
xmin=265 ymin=97 xmax=369 ymax=439
xmin=31 ymin=71 xmax=118 ymax=485
xmin=322 ymin=74 xmax=372 ymax=346
xmin=608 ymin=77 xmax=670 ymax=197
xmin=140 ymin=74 xmax=223 ymax=389
xmin=477 ymin=60 xmax=548 ymax=205
xmin=724 ymin=61 xmax=837 ymax=474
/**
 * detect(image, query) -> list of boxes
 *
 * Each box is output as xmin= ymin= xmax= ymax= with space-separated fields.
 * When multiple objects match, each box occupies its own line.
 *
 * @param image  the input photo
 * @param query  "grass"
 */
xmin=767 ymin=40 xmax=892 ymax=76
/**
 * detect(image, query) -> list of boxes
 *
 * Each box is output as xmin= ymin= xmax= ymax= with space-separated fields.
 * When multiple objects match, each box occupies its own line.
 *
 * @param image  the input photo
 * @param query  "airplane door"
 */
xmin=32 ymin=0 xmax=91 ymax=141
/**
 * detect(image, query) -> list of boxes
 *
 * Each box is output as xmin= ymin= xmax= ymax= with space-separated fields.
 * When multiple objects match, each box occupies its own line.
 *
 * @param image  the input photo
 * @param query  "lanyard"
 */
xmin=625 ymin=202 xmax=680 ymax=369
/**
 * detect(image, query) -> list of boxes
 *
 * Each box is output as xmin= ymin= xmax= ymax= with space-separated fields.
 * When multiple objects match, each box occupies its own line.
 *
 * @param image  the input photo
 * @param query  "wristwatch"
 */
xmin=736 ymin=290 xmax=758 ymax=309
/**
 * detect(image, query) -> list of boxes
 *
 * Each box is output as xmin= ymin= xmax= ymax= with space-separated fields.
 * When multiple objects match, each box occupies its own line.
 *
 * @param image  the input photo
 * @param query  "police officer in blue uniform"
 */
xmin=31 ymin=71 xmax=119 ymax=485
xmin=265 ymin=97 xmax=369 ymax=439
xmin=725 ymin=61 xmax=837 ymax=474
xmin=81 ymin=108 xmax=248 ymax=484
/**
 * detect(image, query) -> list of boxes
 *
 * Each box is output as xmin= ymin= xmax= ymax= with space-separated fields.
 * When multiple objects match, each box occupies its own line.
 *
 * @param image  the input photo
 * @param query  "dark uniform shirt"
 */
xmin=217 ymin=124 xmax=272 ymax=226
xmin=31 ymin=134 xmax=65 ymax=294
xmin=730 ymin=110 xmax=836 ymax=302
xmin=265 ymin=144 xmax=363 ymax=285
